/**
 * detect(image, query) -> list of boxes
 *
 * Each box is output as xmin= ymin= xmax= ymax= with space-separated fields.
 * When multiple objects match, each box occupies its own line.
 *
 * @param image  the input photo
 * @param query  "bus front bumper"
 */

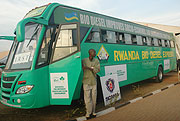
xmin=0 ymin=93 xmax=36 ymax=109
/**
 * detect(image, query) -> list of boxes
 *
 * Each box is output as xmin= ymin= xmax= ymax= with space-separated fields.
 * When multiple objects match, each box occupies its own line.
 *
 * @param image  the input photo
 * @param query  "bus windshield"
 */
xmin=5 ymin=23 xmax=42 ymax=70
xmin=24 ymin=5 xmax=48 ymax=19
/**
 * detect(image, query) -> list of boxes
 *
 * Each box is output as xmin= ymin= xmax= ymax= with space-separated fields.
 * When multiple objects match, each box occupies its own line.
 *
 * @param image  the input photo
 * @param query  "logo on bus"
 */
xmin=106 ymin=78 xmax=115 ymax=93
xmin=97 ymin=45 xmax=109 ymax=61
xmin=53 ymin=76 xmax=65 ymax=82
xmin=64 ymin=12 xmax=79 ymax=22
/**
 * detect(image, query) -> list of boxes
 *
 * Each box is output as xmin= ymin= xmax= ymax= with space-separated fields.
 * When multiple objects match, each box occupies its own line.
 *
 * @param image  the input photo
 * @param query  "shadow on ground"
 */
xmin=0 ymin=71 xmax=178 ymax=121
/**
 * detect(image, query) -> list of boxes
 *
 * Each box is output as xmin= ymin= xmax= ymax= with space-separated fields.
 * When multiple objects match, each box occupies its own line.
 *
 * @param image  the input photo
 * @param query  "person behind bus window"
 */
xmin=82 ymin=49 xmax=100 ymax=120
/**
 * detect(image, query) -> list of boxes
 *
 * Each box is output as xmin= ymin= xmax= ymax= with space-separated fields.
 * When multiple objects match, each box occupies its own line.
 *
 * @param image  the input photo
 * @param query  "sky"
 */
xmin=0 ymin=0 xmax=180 ymax=52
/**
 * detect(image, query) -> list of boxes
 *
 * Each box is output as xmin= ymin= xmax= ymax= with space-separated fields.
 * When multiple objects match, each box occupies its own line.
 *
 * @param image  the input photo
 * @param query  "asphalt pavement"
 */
xmin=90 ymin=81 xmax=180 ymax=121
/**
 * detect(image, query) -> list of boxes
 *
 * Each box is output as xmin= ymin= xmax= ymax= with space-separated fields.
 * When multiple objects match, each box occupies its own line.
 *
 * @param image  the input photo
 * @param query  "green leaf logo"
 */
xmin=60 ymin=76 xmax=65 ymax=81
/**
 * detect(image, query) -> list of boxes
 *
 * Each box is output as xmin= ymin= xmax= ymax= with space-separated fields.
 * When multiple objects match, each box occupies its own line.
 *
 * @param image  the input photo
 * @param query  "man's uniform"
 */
xmin=82 ymin=58 xmax=100 ymax=117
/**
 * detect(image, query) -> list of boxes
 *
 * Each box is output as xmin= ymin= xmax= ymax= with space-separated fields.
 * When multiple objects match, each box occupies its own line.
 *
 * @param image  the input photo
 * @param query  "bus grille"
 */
xmin=2 ymin=95 xmax=10 ymax=100
xmin=1 ymin=76 xmax=17 ymax=101
xmin=2 ymin=83 xmax=13 ymax=88
xmin=2 ymin=90 xmax=11 ymax=95
xmin=3 ymin=76 xmax=16 ymax=82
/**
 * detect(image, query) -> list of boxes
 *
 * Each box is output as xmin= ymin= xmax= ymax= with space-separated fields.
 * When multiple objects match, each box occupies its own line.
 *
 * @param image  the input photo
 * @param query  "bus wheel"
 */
xmin=155 ymin=66 xmax=163 ymax=83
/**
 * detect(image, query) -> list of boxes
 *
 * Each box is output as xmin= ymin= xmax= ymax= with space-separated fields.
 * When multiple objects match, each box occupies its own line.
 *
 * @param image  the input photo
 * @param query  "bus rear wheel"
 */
xmin=155 ymin=66 xmax=163 ymax=83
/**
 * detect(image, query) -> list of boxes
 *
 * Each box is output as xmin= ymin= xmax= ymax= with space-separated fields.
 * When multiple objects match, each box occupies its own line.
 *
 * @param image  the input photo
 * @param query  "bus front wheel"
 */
xmin=155 ymin=66 xmax=163 ymax=83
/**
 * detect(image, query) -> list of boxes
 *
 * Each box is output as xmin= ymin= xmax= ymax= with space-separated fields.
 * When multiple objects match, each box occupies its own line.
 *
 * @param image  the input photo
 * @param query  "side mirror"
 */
xmin=16 ymin=18 xmax=48 ymax=42
xmin=0 ymin=36 xmax=14 ymax=41
xmin=16 ymin=19 xmax=28 ymax=42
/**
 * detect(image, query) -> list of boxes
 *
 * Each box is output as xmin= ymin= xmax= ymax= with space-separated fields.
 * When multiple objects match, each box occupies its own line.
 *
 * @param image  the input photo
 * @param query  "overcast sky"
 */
xmin=0 ymin=0 xmax=180 ymax=52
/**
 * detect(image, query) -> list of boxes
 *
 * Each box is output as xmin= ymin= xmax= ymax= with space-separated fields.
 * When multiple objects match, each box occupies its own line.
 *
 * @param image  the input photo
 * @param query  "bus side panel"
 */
xmin=32 ymin=66 xmax=50 ymax=108
xmin=163 ymin=48 xmax=177 ymax=74
xmin=81 ymin=43 xmax=176 ymax=88
xmin=72 ymin=70 xmax=83 ymax=100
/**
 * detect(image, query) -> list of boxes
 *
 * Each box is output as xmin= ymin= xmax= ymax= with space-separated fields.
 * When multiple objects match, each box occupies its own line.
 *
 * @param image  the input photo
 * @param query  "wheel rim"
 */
xmin=159 ymin=70 xmax=163 ymax=80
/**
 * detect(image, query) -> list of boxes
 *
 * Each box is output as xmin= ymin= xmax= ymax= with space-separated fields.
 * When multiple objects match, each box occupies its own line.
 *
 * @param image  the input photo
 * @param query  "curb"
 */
xmin=68 ymin=81 xmax=180 ymax=121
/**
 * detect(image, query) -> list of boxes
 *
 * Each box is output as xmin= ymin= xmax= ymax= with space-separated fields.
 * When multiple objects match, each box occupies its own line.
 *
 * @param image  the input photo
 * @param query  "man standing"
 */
xmin=82 ymin=49 xmax=100 ymax=120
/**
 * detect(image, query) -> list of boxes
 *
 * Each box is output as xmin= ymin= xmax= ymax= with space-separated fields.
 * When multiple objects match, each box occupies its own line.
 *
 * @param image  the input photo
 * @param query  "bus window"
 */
xmin=101 ymin=30 xmax=107 ymax=43
xmin=154 ymin=38 xmax=159 ymax=46
xmin=161 ymin=40 xmax=165 ymax=47
xmin=37 ymin=26 xmax=56 ymax=66
xmin=170 ymin=41 xmax=175 ymax=48
xmin=11 ymin=23 xmax=42 ymax=69
xmin=118 ymin=33 xmax=125 ymax=44
xmin=142 ymin=36 xmax=147 ymax=46
xmin=131 ymin=35 xmax=137 ymax=45
xmin=151 ymin=38 xmax=155 ymax=46
xmin=80 ymin=26 xmax=89 ymax=42
xmin=86 ymin=28 xmax=100 ymax=43
xmin=116 ymin=32 xmax=125 ymax=44
xmin=158 ymin=39 xmax=162 ymax=46
xmin=107 ymin=31 xmax=116 ymax=43
xmin=165 ymin=40 xmax=170 ymax=47
xmin=125 ymin=34 xmax=132 ymax=44
xmin=137 ymin=36 xmax=143 ymax=45
xmin=147 ymin=37 xmax=152 ymax=46
xmin=53 ymin=24 xmax=78 ymax=61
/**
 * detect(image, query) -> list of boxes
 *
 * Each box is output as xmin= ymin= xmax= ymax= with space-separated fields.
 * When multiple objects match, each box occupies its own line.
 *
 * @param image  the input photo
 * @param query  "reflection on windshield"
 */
xmin=5 ymin=40 xmax=17 ymax=69
xmin=6 ymin=23 xmax=42 ymax=70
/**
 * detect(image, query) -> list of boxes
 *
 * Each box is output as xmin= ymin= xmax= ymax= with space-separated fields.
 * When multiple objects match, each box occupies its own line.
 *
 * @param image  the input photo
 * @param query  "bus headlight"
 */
xmin=16 ymin=85 xmax=34 ymax=94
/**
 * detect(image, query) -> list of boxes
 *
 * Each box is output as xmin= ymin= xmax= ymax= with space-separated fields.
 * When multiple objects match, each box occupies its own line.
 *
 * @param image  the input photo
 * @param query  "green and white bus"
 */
xmin=0 ymin=3 xmax=176 ymax=109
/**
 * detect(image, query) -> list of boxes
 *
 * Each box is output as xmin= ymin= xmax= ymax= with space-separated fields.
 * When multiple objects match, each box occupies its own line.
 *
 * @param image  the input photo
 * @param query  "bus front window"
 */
xmin=6 ymin=23 xmax=42 ymax=70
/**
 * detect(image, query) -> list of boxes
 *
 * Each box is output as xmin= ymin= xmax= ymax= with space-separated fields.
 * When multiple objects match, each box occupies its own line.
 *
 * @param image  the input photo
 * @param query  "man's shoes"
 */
xmin=86 ymin=116 xmax=91 ymax=120
xmin=86 ymin=114 xmax=96 ymax=120
xmin=90 ymin=114 xmax=96 ymax=118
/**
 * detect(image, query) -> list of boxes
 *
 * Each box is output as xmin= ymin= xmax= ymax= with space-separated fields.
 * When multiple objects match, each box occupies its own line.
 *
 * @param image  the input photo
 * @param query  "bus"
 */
xmin=0 ymin=3 xmax=176 ymax=109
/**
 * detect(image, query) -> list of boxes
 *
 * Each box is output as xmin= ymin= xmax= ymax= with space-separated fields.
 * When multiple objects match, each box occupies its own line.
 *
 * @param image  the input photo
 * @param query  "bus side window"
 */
xmin=137 ymin=36 xmax=143 ymax=45
xmin=80 ymin=26 xmax=90 ymax=42
xmin=101 ymin=30 xmax=107 ymax=43
xmin=161 ymin=40 xmax=165 ymax=47
xmin=151 ymin=38 xmax=154 ymax=46
xmin=53 ymin=24 xmax=78 ymax=62
xmin=107 ymin=31 xmax=116 ymax=43
xmin=167 ymin=40 xmax=170 ymax=47
xmin=158 ymin=39 xmax=162 ymax=46
xmin=125 ymin=34 xmax=132 ymax=45
xmin=165 ymin=40 xmax=170 ymax=47
xmin=37 ymin=26 xmax=56 ymax=66
xmin=131 ymin=34 xmax=137 ymax=45
xmin=170 ymin=41 xmax=175 ymax=48
xmin=154 ymin=38 xmax=159 ymax=46
xmin=116 ymin=32 xmax=125 ymax=44
xmin=142 ymin=36 xmax=147 ymax=46
xmin=86 ymin=28 xmax=100 ymax=43
xmin=147 ymin=37 xmax=152 ymax=46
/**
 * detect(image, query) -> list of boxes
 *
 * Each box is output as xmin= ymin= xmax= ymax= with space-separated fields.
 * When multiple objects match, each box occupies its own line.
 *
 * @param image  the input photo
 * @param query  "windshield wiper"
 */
xmin=26 ymin=24 xmax=40 ymax=47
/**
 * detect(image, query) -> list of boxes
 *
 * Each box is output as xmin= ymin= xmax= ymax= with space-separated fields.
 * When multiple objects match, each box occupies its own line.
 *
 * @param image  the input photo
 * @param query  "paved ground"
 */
xmin=0 ymin=71 xmax=178 ymax=121
xmin=90 ymin=81 xmax=180 ymax=121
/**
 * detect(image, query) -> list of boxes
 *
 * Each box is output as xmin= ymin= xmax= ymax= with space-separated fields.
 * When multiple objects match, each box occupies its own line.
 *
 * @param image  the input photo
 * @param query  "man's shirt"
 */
xmin=82 ymin=58 xmax=100 ymax=86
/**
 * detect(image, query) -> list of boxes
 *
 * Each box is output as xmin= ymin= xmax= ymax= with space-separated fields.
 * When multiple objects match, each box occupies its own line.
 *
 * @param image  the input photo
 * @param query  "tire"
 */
xmin=155 ymin=66 xmax=163 ymax=83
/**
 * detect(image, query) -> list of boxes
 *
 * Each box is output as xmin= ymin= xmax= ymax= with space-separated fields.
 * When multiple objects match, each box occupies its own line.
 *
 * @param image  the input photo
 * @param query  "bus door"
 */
xmin=49 ymin=23 xmax=82 ymax=105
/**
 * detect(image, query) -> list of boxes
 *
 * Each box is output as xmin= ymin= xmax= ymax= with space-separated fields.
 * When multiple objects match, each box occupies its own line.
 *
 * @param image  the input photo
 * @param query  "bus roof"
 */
xmin=25 ymin=3 xmax=174 ymax=40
